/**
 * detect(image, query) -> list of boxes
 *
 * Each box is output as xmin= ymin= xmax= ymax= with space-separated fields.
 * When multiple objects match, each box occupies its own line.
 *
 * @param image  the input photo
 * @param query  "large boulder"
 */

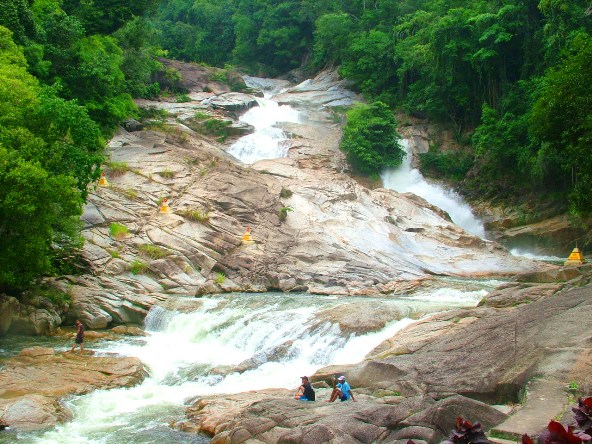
xmin=0 ymin=395 xmax=72 ymax=432
xmin=7 ymin=305 xmax=62 ymax=335
xmin=204 ymin=92 xmax=259 ymax=113
xmin=178 ymin=388 xmax=503 ymax=443
xmin=0 ymin=347 xmax=146 ymax=431
xmin=337 ymin=281 xmax=592 ymax=403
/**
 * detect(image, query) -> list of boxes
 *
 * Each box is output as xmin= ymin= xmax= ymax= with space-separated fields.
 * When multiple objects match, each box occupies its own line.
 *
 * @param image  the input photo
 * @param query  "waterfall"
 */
xmin=226 ymin=78 xmax=300 ymax=164
xmin=381 ymin=140 xmax=486 ymax=238
xmin=29 ymin=286 xmax=496 ymax=443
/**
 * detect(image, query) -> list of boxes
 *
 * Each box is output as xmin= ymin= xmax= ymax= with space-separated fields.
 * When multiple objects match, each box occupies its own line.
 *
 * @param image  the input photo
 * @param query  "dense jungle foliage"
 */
xmin=154 ymin=0 xmax=592 ymax=215
xmin=0 ymin=0 xmax=160 ymax=291
xmin=1 ymin=0 xmax=591 ymax=291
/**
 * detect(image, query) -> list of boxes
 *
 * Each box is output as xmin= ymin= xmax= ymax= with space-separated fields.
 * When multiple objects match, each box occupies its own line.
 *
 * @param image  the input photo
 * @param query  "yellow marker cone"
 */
xmin=242 ymin=227 xmax=255 ymax=245
xmin=160 ymin=198 xmax=171 ymax=214
xmin=565 ymin=247 xmax=586 ymax=266
xmin=98 ymin=172 xmax=109 ymax=187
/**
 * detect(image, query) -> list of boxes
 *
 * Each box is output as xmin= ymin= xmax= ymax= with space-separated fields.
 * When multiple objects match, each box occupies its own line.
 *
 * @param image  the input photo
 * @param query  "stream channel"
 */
xmin=1 ymin=76 xmax=528 ymax=442
xmin=2 ymin=282 xmax=504 ymax=443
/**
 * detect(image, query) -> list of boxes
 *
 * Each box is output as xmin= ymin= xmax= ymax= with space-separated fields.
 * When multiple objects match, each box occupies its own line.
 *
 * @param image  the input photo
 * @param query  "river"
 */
xmin=0 ymin=76 xmax=525 ymax=442
xmin=3 ymin=280 xmax=504 ymax=443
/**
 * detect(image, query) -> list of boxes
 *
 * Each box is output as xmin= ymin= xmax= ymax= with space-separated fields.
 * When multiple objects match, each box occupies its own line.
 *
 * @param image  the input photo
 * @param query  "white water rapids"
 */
xmin=226 ymin=78 xmax=300 ymax=164
xmin=21 ymin=285 xmax=501 ymax=443
xmin=381 ymin=140 xmax=486 ymax=238
xmin=6 ymin=78 xmax=533 ymax=443
xmin=227 ymin=84 xmax=486 ymax=238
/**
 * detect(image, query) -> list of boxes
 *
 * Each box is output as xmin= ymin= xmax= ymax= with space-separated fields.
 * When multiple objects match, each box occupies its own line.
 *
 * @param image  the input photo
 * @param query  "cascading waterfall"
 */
xmin=26 ymin=285 xmax=497 ymax=443
xmin=381 ymin=140 xmax=486 ymax=238
xmin=226 ymin=78 xmax=300 ymax=164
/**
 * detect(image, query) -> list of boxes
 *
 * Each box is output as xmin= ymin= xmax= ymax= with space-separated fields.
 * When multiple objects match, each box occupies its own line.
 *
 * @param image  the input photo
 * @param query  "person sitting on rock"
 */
xmin=326 ymin=375 xmax=356 ymax=402
xmin=69 ymin=320 xmax=85 ymax=353
xmin=294 ymin=376 xmax=315 ymax=401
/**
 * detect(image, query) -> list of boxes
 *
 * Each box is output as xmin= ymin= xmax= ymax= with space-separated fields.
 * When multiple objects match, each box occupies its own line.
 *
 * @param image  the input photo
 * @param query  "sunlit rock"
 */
xmin=0 ymin=347 xmax=145 ymax=431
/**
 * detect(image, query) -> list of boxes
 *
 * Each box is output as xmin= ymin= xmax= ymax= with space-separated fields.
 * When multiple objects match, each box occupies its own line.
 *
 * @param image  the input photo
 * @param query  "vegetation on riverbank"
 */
xmin=153 ymin=0 xmax=592 ymax=218
xmin=0 ymin=0 xmax=159 ymax=292
xmin=2 ymin=0 xmax=591 ymax=291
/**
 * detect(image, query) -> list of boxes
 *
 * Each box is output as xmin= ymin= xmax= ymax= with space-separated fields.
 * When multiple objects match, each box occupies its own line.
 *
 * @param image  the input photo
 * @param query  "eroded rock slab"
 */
xmin=0 ymin=347 xmax=146 ymax=431
xmin=178 ymin=389 xmax=506 ymax=443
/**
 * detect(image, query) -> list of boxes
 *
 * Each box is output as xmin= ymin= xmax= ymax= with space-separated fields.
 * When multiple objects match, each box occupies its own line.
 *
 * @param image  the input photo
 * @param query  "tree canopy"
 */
xmin=0 ymin=0 xmax=157 ymax=291
xmin=150 ymin=0 xmax=592 ymax=214
xmin=340 ymin=102 xmax=404 ymax=175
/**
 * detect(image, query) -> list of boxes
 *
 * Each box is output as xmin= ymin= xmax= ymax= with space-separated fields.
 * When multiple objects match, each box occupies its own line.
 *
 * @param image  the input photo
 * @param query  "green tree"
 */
xmin=340 ymin=30 xmax=397 ymax=104
xmin=530 ymin=33 xmax=592 ymax=214
xmin=340 ymin=102 xmax=404 ymax=175
xmin=0 ymin=26 xmax=103 ymax=290
xmin=0 ymin=148 xmax=83 ymax=290
xmin=61 ymin=0 xmax=159 ymax=35
xmin=312 ymin=13 xmax=356 ymax=67
xmin=0 ymin=0 xmax=36 ymax=43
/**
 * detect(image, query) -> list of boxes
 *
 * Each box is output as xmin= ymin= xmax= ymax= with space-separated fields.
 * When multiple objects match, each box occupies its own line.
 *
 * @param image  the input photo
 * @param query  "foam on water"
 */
xmin=27 ymin=287 xmax=497 ymax=443
xmin=226 ymin=78 xmax=300 ymax=164
xmin=381 ymin=140 xmax=486 ymax=238
xmin=510 ymin=248 xmax=563 ymax=263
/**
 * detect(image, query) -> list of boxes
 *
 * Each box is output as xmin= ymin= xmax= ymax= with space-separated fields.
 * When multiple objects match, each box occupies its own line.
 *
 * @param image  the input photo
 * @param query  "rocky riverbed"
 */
xmin=177 ymin=265 xmax=592 ymax=443
xmin=0 ymin=63 xmax=548 ymax=335
xmin=0 ymin=347 xmax=145 ymax=431
xmin=0 ymin=61 xmax=580 ymax=440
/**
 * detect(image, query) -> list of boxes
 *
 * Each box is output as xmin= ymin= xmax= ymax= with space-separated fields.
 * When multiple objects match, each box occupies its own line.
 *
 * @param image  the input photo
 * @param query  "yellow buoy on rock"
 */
xmin=159 ymin=198 xmax=171 ymax=214
xmin=565 ymin=247 xmax=586 ymax=266
xmin=98 ymin=172 xmax=109 ymax=187
xmin=242 ymin=227 xmax=255 ymax=245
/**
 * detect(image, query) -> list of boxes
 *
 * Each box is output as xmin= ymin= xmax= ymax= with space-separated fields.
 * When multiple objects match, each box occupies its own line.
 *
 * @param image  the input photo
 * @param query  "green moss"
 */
xmin=138 ymin=244 xmax=170 ymax=259
xmin=109 ymin=222 xmax=129 ymax=239
xmin=28 ymin=285 xmax=72 ymax=307
xmin=124 ymin=188 xmax=137 ymax=200
xmin=175 ymin=93 xmax=191 ymax=103
xmin=105 ymin=161 xmax=129 ymax=176
xmin=279 ymin=187 xmax=293 ymax=198
xmin=179 ymin=208 xmax=210 ymax=224
xmin=158 ymin=168 xmax=175 ymax=179
xmin=130 ymin=259 xmax=148 ymax=275
xmin=278 ymin=206 xmax=293 ymax=222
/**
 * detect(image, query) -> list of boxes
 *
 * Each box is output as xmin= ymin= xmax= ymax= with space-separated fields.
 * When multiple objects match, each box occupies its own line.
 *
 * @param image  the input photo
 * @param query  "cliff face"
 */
xmin=34 ymin=67 xmax=545 ymax=329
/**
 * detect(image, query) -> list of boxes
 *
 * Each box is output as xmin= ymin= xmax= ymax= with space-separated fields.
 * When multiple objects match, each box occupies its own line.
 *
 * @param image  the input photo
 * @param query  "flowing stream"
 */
xmin=381 ymin=140 xmax=486 ymax=238
xmin=1 ymin=77 xmax=526 ymax=443
xmin=7 ymin=281 xmax=503 ymax=443
xmin=226 ymin=78 xmax=300 ymax=164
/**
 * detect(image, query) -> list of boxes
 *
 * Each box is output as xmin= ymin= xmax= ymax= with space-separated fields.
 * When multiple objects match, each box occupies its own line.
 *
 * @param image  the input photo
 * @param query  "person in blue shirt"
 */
xmin=326 ymin=375 xmax=356 ymax=402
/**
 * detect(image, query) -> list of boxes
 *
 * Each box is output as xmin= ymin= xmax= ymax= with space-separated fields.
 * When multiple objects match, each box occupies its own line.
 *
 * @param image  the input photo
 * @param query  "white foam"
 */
xmin=381 ymin=140 xmax=486 ymax=238
xmin=227 ymin=94 xmax=300 ymax=164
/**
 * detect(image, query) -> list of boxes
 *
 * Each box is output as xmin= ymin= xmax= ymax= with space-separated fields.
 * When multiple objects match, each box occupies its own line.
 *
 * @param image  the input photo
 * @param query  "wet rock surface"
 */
xmin=178 ymin=268 xmax=592 ymax=442
xmin=0 ymin=347 xmax=145 ymax=431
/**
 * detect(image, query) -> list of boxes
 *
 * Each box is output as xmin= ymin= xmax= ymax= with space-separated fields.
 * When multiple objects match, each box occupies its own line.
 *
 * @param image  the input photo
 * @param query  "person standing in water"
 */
xmin=70 ymin=320 xmax=85 ymax=353
xmin=294 ymin=376 xmax=316 ymax=401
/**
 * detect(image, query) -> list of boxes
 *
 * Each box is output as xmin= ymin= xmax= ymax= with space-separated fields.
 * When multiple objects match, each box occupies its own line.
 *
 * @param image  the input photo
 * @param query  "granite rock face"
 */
xmin=54 ymin=66 xmax=546 ymax=327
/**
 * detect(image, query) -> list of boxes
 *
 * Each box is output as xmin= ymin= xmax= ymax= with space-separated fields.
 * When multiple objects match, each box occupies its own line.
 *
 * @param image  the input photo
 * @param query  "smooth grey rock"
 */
xmin=204 ymin=92 xmax=258 ymax=112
